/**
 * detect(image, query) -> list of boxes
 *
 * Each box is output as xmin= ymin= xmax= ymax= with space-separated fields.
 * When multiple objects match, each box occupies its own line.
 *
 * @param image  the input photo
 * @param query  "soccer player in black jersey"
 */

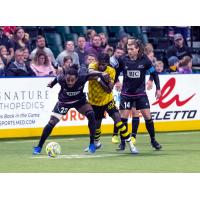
xmin=116 ymin=40 xmax=162 ymax=150
xmin=33 ymin=65 xmax=110 ymax=154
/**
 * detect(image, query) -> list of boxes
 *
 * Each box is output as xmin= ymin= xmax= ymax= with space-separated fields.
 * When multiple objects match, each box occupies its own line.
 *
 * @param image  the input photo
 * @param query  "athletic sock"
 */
xmin=38 ymin=123 xmax=54 ymax=148
xmin=145 ymin=118 xmax=155 ymax=141
xmin=132 ymin=117 xmax=140 ymax=138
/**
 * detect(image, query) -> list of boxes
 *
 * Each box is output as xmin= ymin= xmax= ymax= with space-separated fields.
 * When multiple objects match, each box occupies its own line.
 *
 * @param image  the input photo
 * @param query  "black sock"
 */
xmin=145 ymin=118 xmax=155 ymax=141
xmin=113 ymin=123 xmax=118 ymax=136
xmin=85 ymin=111 xmax=96 ymax=144
xmin=38 ymin=123 xmax=54 ymax=148
xmin=132 ymin=117 xmax=140 ymax=138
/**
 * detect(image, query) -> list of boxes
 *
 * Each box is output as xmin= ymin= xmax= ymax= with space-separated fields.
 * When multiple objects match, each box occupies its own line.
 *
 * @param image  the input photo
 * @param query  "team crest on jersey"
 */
xmin=125 ymin=66 xmax=129 ymax=70
xmin=138 ymin=65 xmax=144 ymax=69
xmin=127 ymin=70 xmax=141 ymax=78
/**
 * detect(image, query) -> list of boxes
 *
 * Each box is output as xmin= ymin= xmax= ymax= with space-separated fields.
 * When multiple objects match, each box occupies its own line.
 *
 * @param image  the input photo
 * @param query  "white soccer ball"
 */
xmin=46 ymin=142 xmax=61 ymax=158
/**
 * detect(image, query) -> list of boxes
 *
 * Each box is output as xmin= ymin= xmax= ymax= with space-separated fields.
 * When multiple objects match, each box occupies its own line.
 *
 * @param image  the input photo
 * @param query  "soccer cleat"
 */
xmin=131 ymin=136 xmax=136 ymax=144
xmin=84 ymin=141 xmax=102 ymax=152
xmin=112 ymin=135 xmax=119 ymax=144
xmin=126 ymin=137 xmax=139 ymax=154
xmin=88 ymin=144 xmax=96 ymax=153
xmin=116 ymin=142 xmax=126 ymax=151
xmin=151 ymin=139 xmax=162 ymax=150
xmin=95 ymin=141 xmax=102 ymax=149
xmin=33 ymin=146 xmax=42 ymax=155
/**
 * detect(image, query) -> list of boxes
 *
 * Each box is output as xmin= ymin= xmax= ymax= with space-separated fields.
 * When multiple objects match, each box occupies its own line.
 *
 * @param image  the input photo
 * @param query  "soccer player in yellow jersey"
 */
xmin=86 ymin=53 xmax=138 ymax=154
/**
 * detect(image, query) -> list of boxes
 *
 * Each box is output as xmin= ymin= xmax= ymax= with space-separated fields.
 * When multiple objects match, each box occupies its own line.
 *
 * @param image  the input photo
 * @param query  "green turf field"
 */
xmin=0 ymin=131 xmax=199 ymax=172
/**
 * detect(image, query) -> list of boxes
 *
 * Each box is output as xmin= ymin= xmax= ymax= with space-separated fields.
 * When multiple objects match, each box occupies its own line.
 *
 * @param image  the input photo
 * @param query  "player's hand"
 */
xmin=155 ymin=90 xmax=161 ymax=99
xmin=47 ymin=81 xmax=53 ymax=88
xmin=146 ymin=80 xmax=153 ymax=90
xmin=115 ymin=81 xmax=122 ymax=92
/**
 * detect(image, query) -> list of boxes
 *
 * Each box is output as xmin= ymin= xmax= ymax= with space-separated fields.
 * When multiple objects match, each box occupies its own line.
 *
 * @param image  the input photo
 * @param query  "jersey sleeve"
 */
xmin=80 ymin=75 xmax=89 ymax=84
xmin=109 ymin=68 xmax=116 ymax=83
xmin=114 ymin=56 xmax=123 ymax=83
xmin=144 ymin=55 xmax=155 ymax=73
xmin=88 ymin=63 xmax=98 ymax=71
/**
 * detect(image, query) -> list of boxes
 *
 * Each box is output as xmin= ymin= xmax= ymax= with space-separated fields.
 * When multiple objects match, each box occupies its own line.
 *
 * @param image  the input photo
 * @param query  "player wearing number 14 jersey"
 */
xmin=116 ymin=40 xmax=162 ymax=150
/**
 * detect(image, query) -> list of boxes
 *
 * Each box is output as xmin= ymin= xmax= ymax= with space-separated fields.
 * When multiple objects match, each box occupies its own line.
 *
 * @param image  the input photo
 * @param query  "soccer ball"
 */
xmin=46 ymin=142 xmax=61 ymax=158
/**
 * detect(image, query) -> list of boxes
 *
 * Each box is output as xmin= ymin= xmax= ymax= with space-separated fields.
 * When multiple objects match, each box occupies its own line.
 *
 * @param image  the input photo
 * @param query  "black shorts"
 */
xmin=119 ymin=94 xmax=150 ymax=110
xmin=92 ymin=100 xmax=119 ymax=120
xmin=52 ymin=97 xmax=87 ymax=115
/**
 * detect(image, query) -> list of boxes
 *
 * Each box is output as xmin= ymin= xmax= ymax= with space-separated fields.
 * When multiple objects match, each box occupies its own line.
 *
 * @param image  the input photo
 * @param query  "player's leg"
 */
xmin=94 ymin=119 xmax=103 ymax=148
xmin=33 ymin=115 xmax=60 ymax=155
xmin=137 ymin=96 xmax=162 ymax=150
xmin=106 ymin=100 xmax=138 ymax=154
xmin=131 ymin=109 xmax=140 ymax=144
xmin=33 ymin=102 xmax=68 ymax=155
xmin=112 ymin=123 xmax=119 ymax=144
xmin=117 ymin=95 xmax=132 ymax=150
xmin=78 ymin=103 xmax=97 ymax=153
xmin=117 ymin=109 xmax=129 ymax=150
xmin=84 ymin=105 xmax=104 ymax=152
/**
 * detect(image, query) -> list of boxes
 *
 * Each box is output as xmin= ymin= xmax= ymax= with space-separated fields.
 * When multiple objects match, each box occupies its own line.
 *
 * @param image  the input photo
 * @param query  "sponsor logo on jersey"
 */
xmin=127 ymin=70 xmax=140 ymax=78
xmin=66 ymin=91 xmax=80 ymax=96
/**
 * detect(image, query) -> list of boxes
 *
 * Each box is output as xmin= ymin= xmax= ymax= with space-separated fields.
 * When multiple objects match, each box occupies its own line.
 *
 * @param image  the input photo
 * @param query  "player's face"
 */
xmin=65 ymin=74 xmax=78 ymax=88
xmin=127 ymin=45 xmax=139 ymax=59
xmin=98 ymin=62 xmax=107 ymax=71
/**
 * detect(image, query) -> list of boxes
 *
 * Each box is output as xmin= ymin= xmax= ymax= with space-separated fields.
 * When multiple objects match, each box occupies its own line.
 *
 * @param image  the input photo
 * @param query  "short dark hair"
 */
xmin=36 ymin=35 xmax=45 ymax=41
xmin=115 ymin=46 xmax=125 ymax=52
xmin=97 ymin=53 xmax=110 ymax=64
xmin=65 ymin=67 xmax=78 ymax=77
xmin=63 ymin=55 xmax=73 ymax=63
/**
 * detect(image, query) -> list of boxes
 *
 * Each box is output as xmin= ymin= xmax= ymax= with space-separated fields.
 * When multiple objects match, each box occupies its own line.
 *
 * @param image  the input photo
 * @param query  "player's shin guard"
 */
xmin=116 ymin=120 xmax=138 ymax=154
xmin=145 ymin=118 xmax=155 ymax=141
xmin=85 ymin=110 xmax=96 ymax=144
xmin=132 ymin=117 xmax=140 ymax=138
xmin=38 ymin=123 xmax=54 ymax=148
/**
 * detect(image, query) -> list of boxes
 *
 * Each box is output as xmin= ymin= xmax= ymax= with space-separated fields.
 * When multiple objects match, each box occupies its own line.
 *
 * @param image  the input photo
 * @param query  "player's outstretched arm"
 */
xmin=47 ymin=77 xmax=58 ymax=88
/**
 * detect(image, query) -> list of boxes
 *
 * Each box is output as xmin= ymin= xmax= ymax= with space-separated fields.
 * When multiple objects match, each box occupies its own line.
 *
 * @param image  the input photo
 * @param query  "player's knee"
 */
xmin=85 ymin=110 xmax=95 ymax=122
xmin=145 ymin=118 xmax=153 ymax=124
xmin=49 ymin=116 xmax=60 ymax=127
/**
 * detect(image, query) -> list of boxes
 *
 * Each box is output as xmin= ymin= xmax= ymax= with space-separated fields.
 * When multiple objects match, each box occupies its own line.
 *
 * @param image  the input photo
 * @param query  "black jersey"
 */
xmin=117 ymin=54 xmax=158 ymax=96
xmin=56 ymin=75 xmax=88 ymax=102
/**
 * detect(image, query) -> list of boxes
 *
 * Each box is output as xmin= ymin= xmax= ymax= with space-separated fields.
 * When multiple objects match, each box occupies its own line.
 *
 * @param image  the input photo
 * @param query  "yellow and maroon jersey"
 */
xmin=88 ymin=62 xmax=116 ymax=106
